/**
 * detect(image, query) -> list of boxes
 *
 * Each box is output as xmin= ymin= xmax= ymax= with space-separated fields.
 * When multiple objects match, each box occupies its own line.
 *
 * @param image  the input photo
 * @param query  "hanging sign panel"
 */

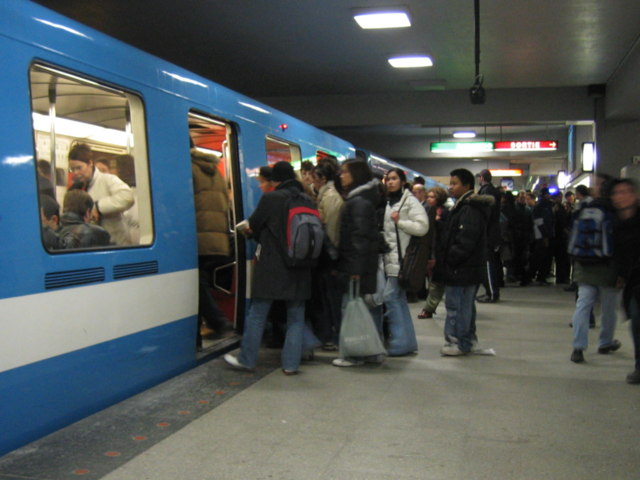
xmin=494 ymin=141 xmax=558 ymax=151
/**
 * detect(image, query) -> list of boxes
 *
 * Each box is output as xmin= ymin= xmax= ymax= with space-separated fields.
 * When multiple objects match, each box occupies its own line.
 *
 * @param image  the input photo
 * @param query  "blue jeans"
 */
xmin=444 ymin=285 xmax=478 ymax=352
xmin=238 ymin=298 xmax=314 ymax=371
xmin=383 ymin=276 xmax=418 ymax=355
xmin=572 ymin=284 xmax=619 ymax=351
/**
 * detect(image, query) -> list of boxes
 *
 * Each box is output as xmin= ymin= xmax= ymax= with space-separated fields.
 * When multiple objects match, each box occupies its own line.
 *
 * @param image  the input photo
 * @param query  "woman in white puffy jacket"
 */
xmin=382 ymin=168 xmax=429 ymax=355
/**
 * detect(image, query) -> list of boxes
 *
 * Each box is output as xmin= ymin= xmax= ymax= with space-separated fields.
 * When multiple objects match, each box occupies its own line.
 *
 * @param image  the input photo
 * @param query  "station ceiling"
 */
xmin=31 ymin=0 xmax=640 ymax=179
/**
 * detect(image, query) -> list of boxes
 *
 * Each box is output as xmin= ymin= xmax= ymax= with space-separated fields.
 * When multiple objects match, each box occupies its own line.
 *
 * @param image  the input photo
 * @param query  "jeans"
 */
xmin=238 ymin=298 xmax=315 ymax=371
xmin=571 ymin=284 xmax=620 ymax=351
xmin=383 ymin=276 xmax=418 ymax=355
xmin=444 ymin=284 xmax=478 ymax=352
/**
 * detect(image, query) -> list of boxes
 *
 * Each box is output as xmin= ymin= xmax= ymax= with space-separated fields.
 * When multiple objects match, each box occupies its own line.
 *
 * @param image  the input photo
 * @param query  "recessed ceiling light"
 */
xmin=353 ymin=8 xmax=411 ymax=29
xmin=453 ymin=131 xmax=476 ymax=138
xmin=388 ymin=56 xmax=433 ymax=68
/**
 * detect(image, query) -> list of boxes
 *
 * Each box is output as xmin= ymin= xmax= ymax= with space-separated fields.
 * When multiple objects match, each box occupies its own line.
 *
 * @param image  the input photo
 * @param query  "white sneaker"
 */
xmin=223 ymin=354 xmax=254 ymax=371
xmin=332 ymin=358 xmax=364 ymax=367
xmin=440 ymin=345 xmax=469 ymax=356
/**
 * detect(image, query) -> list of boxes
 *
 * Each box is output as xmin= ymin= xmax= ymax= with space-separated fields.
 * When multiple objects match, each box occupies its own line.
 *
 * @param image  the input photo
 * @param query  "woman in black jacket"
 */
xmin=332 ymin=159 xmax=383 ymax=367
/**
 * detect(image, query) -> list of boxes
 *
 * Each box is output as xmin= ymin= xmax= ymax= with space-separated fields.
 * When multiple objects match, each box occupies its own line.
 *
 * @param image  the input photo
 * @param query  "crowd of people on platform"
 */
xmin=222 ymin=159 xmax=640 ymax=385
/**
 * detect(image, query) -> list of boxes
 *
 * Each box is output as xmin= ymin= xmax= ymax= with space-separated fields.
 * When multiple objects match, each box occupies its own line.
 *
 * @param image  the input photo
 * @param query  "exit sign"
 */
xmin=494 ymin=141 xmax=558 ymax=151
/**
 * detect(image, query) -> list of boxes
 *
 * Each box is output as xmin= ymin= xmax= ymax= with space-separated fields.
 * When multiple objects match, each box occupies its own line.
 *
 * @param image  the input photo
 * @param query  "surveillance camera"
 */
xmin=469 ymin=85 xmax=485 ymax=104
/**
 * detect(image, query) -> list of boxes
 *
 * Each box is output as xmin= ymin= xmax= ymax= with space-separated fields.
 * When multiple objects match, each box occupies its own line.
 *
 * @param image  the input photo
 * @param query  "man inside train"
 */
xmin=58 ymin=190 xmax=111 ymax=248
xmin=39 ymin=194 xmax=79 ymax=250
xmin=68 ymin=143 xmax=134 ymax=245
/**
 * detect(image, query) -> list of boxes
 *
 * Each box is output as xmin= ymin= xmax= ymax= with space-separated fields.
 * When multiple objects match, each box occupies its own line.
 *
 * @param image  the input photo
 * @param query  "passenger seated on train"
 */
xmin=39 ymin=194 xmax=79 ymax=250
xmin=58 ymin=190 xmax=111 ymax=248
xmin=68 ymin=143 xmax=134 ymax=245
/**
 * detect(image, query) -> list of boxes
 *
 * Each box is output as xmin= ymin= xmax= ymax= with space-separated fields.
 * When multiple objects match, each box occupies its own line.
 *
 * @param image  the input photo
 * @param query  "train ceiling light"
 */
xmin=353 ymin=7 xmax=411 ymax=29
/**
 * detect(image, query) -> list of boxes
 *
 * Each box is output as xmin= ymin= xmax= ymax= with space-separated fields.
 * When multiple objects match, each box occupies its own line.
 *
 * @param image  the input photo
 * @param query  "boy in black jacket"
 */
xmin=437 ymin=169 xmax=493 ymax=355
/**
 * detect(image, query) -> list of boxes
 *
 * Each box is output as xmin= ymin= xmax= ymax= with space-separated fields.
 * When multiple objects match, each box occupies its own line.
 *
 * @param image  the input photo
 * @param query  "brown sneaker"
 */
xmin=417 ymin=309 xmax=433 ymax=319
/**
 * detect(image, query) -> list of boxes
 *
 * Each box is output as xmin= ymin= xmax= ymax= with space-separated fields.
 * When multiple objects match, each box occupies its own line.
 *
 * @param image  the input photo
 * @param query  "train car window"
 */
xmin=265 ymin=136 xmax=301 ymax=166
xmin=30 ymin=64 xmax=153 ymax=251
xmin=188 ymin=112 xmax=240 ymax=332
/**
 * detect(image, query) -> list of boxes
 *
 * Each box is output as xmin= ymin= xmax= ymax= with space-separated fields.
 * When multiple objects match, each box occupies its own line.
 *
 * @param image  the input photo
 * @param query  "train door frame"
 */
xmin=188 ymin=111 xmax=246 ymax=348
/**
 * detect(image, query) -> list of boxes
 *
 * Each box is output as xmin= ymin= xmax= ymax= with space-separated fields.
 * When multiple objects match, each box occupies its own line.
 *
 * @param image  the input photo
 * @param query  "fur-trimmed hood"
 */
xmin=452 ymin=191 xmax=494 ymax=221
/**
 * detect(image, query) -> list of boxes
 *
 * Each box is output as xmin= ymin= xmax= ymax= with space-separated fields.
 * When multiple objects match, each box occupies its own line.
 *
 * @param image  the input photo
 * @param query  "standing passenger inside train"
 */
xmin=382 ymin=168 xmax=428 ymax=356
xmin=58 ymin=190 xmax=111 ymax=248
xmin=332 ymin=159 xmax=383 ymax=367
xmin=68 ymin=143 xmax=134 ymax=245
xmin=312 ymin=162 xmax=344 ymax=349
xmin=224 ymin=161 xmax=317 ymax=375
xmin=191 ymin=145 xmax=234 ymax=341
xmin=438 ymin=169 xmax=491 ymax=355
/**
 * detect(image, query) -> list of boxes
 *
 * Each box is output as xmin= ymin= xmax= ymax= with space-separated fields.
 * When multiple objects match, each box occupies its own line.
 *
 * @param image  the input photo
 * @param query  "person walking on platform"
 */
xmin=382 ymin=168 xmax=429 ymax=356
xmin=438 ymin=169 xmax=492 ymax=356
xmin=476 ymin=169 xmax=503 ymax=303
xmin=224 ymin=161 xmax=318 ymax=375
xmin=612 ymin=178 xmax=640 ymax=382
xmin=569 ymin=175 xmax=621 ymax=363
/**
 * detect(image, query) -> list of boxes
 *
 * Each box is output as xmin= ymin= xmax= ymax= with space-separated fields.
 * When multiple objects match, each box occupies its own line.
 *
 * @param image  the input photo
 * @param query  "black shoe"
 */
xmin=564 ymin=284 xmax=578 ymax=292
xmin=571 ymin=349 xmax=585 ymax=363
xmin=626 ymin=370 xmax=640 ymax=384
xmin=598 ymin=339 xmax=621 ymax=354
xmin=520 ymin=279 xmax=532 ymax=287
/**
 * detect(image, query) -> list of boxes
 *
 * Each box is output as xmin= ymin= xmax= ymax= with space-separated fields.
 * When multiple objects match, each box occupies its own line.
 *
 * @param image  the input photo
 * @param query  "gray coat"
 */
xmin=248 ymin=179 xmax=312 ymax=300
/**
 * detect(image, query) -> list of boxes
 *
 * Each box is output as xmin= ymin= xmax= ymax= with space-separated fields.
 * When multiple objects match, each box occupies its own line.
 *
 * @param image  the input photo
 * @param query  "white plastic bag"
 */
xmin=339 ymin=280 xmax=387 ymax=358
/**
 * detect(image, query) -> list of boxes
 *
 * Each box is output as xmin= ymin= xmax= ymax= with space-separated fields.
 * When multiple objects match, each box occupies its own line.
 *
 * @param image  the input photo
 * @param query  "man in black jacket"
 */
xmin=477 ymin=169 xmax=503 ymax=302
xmin=438 ymin=169 xmax=493 ymax=355
xmin=58 ymin=190 xmax=111 ymax=248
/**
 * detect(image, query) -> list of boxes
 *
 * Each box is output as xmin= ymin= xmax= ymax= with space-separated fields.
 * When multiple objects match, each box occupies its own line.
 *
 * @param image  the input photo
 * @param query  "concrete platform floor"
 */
xmin=3 ymin=283 xmax=640 ymax=479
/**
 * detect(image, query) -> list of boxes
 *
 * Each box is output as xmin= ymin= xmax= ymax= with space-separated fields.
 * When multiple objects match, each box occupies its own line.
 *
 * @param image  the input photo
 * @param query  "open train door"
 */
xmin=188 ymin=112 xmax=245 ymax=352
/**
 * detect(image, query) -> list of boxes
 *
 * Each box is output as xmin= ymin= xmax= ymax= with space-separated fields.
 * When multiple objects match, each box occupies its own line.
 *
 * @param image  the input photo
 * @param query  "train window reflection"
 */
xmin=29 ymin=64 xmax=153 ymax=251
xmin=265 ymin=136 xmax=300 ymax=166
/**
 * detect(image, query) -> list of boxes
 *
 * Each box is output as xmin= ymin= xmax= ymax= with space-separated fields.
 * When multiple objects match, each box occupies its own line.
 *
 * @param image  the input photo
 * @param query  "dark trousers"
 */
xmin=629 ymin=297 xmax=640 ymax=371
xmin=481 ymin=247 xmax=502 ymax=299
xmin=315 ymin=270 xmax=344 ymax=344
xmin=512 ymin=239 xmax=530 ymax=280
xmin=527 ymin=239 xmax=553 ymax=282
xmin=553 ymin=237 xmax=571 ymax=283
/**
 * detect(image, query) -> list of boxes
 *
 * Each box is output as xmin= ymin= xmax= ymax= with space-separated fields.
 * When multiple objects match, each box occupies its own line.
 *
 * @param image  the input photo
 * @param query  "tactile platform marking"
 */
xmin=0 ymin=349 xmax=281 ymax=479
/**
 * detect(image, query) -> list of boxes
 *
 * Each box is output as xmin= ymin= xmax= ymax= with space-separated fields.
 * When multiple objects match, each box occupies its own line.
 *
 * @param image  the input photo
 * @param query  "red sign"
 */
xmin=494 ymin=141 xmax=558 ymax=151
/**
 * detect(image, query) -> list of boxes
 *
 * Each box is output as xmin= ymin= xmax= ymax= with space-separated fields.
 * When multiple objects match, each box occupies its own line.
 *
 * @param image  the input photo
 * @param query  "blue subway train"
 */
xmin=0 ymin=1 xmax=441 ymax=456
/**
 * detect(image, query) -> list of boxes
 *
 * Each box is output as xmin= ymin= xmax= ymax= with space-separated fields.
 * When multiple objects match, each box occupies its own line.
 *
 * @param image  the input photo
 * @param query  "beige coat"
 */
xmin=316 ymin=181 xmax=343 ymax=247
xmin=87 ymin=168 xmax=134 ymax=245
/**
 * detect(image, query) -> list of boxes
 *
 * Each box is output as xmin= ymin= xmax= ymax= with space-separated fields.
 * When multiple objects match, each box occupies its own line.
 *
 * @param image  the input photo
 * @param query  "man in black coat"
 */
xmin=58 ymin=190 xmax=111 ymax=248
xmin=477 ymin=169 xmax=503 ymax=302
xmin=224 ymin=161 xmax=317 ymax=375
xmin=438 ymin=169 xmax=493 ymax=355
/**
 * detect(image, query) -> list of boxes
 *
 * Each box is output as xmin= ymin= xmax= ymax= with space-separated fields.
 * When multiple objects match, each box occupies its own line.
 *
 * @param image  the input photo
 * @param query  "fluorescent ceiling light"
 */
xmin=33 ymin=112 xmax=131 ymax=147
xmin=354 ymin=10 xmax=411 ymax=29
xmin=453 ymin=131 xmax=476 ymax=139
xmin=389 ymin=56 xmax=433 ymax=68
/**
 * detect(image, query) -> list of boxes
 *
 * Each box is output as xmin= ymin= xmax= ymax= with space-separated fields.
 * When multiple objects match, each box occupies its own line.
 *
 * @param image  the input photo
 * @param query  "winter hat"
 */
xmin=271 ymin=161 xmax=296 ymax=182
